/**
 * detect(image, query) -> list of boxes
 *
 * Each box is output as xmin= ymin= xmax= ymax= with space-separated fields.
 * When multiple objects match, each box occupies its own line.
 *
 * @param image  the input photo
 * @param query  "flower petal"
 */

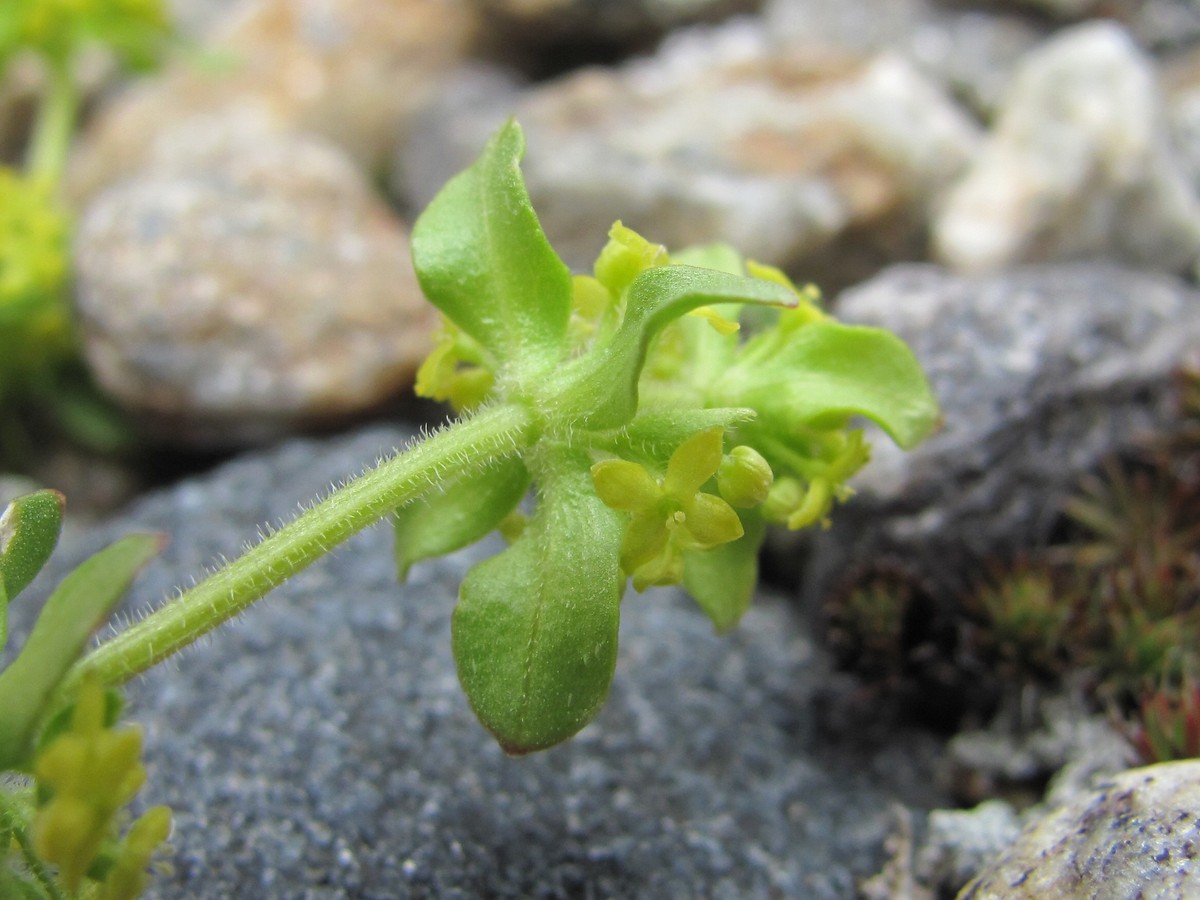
xmin=681 ymin=492 xmax=744 ymax=547
xmin=620 ymin=512 xmax=670 ymax=573
xmin=663 ymin=427 xmax=724 ymax=497
xmin=592 ymin=459 xmax=660 ymax=512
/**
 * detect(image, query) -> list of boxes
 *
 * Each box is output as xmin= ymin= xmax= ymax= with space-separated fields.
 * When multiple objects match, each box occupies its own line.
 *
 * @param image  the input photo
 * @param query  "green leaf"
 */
xmin=722 ymin=320 xmax=939 ymax=449
xmin=393 ymin=456 xmax=530 ymax=582
xmin=0 ymin=533 xmax=162 ymax=770
xmin=0 ymin=490 xmax=65 ymax=603
xmin=683 ymin=513 xmax=766 ymax=633
xmin=452 ymin=450 xmax=624 ymax=754
xmin=410 ymin=119 xmax=572 ymax=373
xmin=546 ymin=265 xmax=797 ymax=429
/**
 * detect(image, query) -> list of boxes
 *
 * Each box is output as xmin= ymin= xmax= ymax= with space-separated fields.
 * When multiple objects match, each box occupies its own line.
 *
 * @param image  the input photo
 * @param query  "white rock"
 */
xmin=933 ymin=21 xmax=1200 ymax=275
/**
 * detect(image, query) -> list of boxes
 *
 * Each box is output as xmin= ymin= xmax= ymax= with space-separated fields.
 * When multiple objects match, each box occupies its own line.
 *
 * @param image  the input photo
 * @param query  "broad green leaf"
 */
xmin=545 ymin=265 xmax=796 ymax=429
xmin=0 ymin=533 xmax=162 ymax=770
xmin=410 ymin=119 xmax=572 ymax=373
xmin=0 ymin=489 xmax=65 ymax=603
xmin=393 ymin=456 xmax=530 ymax=582
xmin=452 ymin=450 xmax=623 ymax=754
xmin=721 ymin=320 xmax=939 ymax=449
xmin=683 ymin=513 xmax=766 ymax=633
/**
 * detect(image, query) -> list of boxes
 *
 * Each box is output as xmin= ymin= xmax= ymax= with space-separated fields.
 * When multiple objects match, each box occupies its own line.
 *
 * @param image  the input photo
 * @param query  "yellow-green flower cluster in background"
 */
xmin=34 ymin=678 xmax=171 ymax=899
xmin=0 ymin=0 xmax=173 ymax=465
xmin=0 ymin=169 xmax=73 ymax=393
xmin=0 ymin=0 xmax=171 ymax=70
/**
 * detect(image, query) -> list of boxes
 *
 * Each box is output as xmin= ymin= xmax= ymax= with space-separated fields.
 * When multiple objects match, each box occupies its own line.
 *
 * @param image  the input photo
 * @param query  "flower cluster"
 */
xmin=0 ymin=0 xmax=171 ymax=69
xmin=33 ymin=678 xmax=171 ymax=898
xmin=0 ymin=169 xmax=73 ymax=389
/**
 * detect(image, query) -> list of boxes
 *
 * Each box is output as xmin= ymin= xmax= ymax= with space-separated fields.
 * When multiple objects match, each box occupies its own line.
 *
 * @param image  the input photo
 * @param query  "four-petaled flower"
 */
xmin=592 ymin=427 xmax=743 ymax=591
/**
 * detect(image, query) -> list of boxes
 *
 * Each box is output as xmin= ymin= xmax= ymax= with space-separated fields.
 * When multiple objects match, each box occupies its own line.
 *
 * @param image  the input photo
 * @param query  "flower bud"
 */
xmin=717 ymin=446 xmax=773 ymax=508
xmin=761 ymin=476 xmax=804 ymax=524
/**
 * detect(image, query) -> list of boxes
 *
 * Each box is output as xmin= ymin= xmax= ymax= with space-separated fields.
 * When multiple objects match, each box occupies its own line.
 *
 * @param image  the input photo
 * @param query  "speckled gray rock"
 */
xmin=798 ymin=262 xmax=1200 ymax=610
xmin=67 ymin=0 xmax=479 ymax=203
xmin=960 ymin=761 xmax=1200 ymax=898
xmin=933 ymin=21 xmax=1200 ymax=276
xmin=14 ymin=425 xmax=948 ymax=898
xmin=74 ymin=122 xmax=438 ymax=447
xmin=402 ymin=17 xmax=980 ymax=288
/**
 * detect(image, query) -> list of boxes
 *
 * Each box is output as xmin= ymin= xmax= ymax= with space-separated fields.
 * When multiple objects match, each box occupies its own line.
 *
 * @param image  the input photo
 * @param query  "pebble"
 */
xmin=401 ymin=17 xmax=980 ymax=289
xmin=961 ymin=761 xmax=1200 ymax=898
xmin=73 ymin=121 xmax=437 ymax=447
xmin=933 ymin=21 xmax=1200 ymax=275
xmin=68 ymin=0 xmax=479 ymax=202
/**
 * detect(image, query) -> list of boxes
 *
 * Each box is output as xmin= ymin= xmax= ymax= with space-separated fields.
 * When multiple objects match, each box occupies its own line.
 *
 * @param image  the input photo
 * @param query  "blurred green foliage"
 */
xmin=0 ymin=0 xmax=172 ymax=471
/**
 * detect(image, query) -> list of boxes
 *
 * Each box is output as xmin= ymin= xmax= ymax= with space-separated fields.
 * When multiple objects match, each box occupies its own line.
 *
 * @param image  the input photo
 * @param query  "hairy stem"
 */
xmin=64 ymin=404 xmax=535 ymax=692
xmin=26 ymin=59 xmax=77 ymax=183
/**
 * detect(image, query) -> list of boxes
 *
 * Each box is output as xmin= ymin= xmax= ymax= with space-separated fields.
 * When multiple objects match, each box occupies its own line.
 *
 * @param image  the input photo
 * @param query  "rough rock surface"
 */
xmin=68 ymin=0 xmax=479 ymax=202
xmin=762 ymin=0 xmax=1045 ymax=116
xmin=916 ymin=800 xmax=1023 ymax=895
xmin=933 ymin=21 xmax=1200 ymax=275
xmin=401 ymin=18 xmax=979 ymax=288
xmin=17 ymin=426 xmax=948 ymax=898
xmin=961 ymin=761 xmax=1200 ymax=898
xmin=798 ymin=262 xmax=1200 ymax=609
xmin=74 ymin=122 xmax=436 ymax=447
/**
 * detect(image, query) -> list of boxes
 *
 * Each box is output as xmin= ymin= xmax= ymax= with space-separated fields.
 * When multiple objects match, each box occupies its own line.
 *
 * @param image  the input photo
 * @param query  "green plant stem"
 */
xmin=26 ymin=59 xmax=78 ymax=183
xmin=63 ymin=403 xmax=535 ymax=693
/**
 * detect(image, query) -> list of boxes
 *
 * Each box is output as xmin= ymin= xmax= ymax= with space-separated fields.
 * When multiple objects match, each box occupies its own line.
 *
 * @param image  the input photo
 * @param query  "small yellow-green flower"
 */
xmin=32 ymin=678 xmax=148 ymax=893
xmin=594 ymin=221 xmax=668 ymax=297
xmin=96 ymin=804 xmax=172 ymax=900
xmin=415 ymin=315 xmax=495 ymax=412
xmin=762 ymin=430 xmax=870 ymax=530
xmin=592 ymin=427 xmax=743 ymax=591
xmin=745 ymin=260 xmax=824 ymax=330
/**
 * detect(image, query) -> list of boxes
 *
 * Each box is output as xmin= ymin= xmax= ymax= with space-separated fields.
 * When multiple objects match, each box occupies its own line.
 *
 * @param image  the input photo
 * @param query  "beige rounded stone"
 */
xmin=960 ymin=761 xmax=1200 ymax=899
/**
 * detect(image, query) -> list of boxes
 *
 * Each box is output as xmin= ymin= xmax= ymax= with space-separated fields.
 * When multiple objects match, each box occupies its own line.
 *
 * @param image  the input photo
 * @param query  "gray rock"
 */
xmin=915 ymin=800 xmax=1023 ymax=895
xmin=474 ymin=0 xmax=756 ymax=53
xmin=402 ymin=17 xmax=980 ymax=289
xmin=984 ymin=0 xmax=1200 ymax=53
xmin=74 ymin=122 xmax=438 ymax=447
xmin=165 ymin=0 xmax=244 ymax=37
xmin=948 ymin=693 xmax=1136 ymax=805
xmin=933 ymin=21 xmax=1200 ymax=276
xmin=961 ymin=761 xmax=1200 ymax=898
xmin=799 ymin=262 xmax=1200 ymax=610
xmin=762 ymin=0 xmax=1046 ymax=117
xmin=16 ymin=425 xmax=948 ymax=898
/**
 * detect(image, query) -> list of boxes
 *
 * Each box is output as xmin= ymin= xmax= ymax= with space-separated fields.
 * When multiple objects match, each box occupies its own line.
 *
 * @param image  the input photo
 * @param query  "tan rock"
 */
xmin=73 ymin=122 xmax=438 ymax=447
xmin=960 ymin=761 xmax=1200 ymax=899
xmin=403 ymin=19 xmax=980 ymax=289
xmin=68 ymin=0 xmax=478 ymax=203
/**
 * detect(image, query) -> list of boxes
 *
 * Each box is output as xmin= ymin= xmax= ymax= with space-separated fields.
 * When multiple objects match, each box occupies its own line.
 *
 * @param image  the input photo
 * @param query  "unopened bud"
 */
xmin=761 ymin=476 xmax=804 ymax=523
xmin=717 ymin=446 xmax=773 ymax=508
